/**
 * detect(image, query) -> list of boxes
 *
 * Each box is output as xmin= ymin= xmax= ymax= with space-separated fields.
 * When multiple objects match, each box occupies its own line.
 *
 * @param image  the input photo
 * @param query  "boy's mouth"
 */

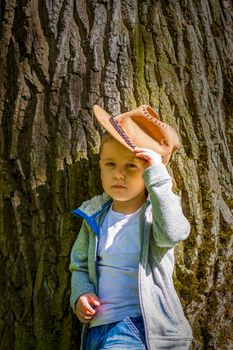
xmin=111 ymin=185 xmax=126 ymax=189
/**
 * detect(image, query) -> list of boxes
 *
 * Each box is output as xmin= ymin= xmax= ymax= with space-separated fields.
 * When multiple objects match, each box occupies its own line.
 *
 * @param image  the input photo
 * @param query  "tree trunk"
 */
xmin=0 ymin=0 xmax=232 ymax=349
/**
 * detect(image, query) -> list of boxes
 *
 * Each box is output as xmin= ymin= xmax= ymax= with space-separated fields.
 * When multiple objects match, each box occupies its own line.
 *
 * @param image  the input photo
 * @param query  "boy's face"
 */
xmin=99 ymin=138 xmax=147 ymax=212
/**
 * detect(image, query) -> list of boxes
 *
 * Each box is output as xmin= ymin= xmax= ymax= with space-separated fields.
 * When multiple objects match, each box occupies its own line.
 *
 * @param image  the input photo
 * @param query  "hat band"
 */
xmin=109 ymin=117 xmax=136 ymax=149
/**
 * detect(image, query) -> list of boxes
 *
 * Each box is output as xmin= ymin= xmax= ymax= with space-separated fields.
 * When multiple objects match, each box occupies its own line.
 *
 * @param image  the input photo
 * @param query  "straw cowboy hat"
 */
xmin=93 ymin=104 xmax=180 ymax=164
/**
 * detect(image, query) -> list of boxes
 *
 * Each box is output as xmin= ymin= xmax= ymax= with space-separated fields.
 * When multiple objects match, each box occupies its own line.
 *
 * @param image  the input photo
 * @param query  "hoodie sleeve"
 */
xmin=69 ymin=220 xmax=95 ymax=312
xmin=143 ymin=163 xmax=190 ymax=248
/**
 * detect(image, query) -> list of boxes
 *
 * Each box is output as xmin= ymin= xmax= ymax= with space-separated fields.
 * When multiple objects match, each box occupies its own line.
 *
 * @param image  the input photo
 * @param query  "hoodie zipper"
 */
xmin=94 ymin=234 xmax=99 ymax=296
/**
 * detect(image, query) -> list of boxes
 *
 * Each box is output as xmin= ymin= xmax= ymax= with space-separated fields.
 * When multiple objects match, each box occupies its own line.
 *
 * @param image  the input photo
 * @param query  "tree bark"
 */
xmin=0 ymin=0 xmax=232 ymax=349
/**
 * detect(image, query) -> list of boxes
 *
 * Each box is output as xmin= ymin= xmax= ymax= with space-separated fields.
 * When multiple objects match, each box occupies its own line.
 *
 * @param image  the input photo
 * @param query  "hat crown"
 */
xmin=93 ymin=104 xmax=180 ymax=164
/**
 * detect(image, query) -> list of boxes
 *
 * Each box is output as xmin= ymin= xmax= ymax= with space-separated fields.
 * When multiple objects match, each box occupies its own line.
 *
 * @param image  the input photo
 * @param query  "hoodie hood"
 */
xmin=72 ymin=192 xmax=112 ymax=235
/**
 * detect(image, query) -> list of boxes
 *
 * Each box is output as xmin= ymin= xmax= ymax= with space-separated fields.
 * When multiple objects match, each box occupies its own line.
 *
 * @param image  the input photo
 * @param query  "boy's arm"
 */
xmin=69 ymin=220 xmax=95 ymax=312
xmin=143 ymin=162 xmax=191 ymax=248
xmin=134 ymin=147 xmax=190 ymax=248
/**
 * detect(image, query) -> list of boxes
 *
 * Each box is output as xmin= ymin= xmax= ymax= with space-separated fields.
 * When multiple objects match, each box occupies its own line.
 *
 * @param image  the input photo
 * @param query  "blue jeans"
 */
xmin=85 ymin=316 xmax=147 ymax=350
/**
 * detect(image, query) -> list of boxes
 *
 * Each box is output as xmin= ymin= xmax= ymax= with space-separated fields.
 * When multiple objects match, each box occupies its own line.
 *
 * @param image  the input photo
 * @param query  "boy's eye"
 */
xmin=126 ymin=163 xmax=137 ymax=168
xmin=105 ymin=162 xmax=115 ymax=166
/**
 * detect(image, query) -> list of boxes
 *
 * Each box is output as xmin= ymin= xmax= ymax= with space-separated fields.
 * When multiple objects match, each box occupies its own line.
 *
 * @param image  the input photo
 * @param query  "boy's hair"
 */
xmin=99 ymin=132 xmax=114 ymax=156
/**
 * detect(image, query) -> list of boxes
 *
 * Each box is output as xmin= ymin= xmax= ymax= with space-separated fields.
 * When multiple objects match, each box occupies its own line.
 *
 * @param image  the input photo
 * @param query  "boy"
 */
xmin=70 ymin=105 xmax=193 ymax=349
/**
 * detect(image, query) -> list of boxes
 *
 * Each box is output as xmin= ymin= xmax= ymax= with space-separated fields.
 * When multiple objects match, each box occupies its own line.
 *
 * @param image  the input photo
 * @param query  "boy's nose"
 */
xmin=114 ymin=168 xmax=125 ymax=179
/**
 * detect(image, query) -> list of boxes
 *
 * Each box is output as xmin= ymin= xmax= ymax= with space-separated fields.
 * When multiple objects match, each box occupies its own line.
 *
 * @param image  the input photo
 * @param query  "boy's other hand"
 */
xmin=134 ymin=148 xmax=162 ymax=168
xmin=75 ymin=293 xmax=100 ymax=323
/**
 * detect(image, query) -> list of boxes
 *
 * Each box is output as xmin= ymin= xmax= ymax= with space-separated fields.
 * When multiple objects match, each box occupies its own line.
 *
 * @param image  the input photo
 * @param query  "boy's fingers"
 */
xmin=134 ymin=148 xmax=162 ymax=164
xmin=77 ymin=307 xmax=96 ymax=323
xmin=82 ymin=298 xmax=96 ymax=314
xmin=79 ymin=309 xmax=93 ymax=317
xmin=91 ymin=299 xmax=100 ymax=306
xmin=89 ymin=294 xmax=100 ymax=306
xmin=134 ymin=152 xmax=151 ymax=162
xmin=135 ymin=152 xmax=150 ymax=158
xmin=134 ymin=147 xmax=144 ymax=151
xmin=79 ymin=315 xmax=93 ymax=321
xmin=134 ymin=150 xmax=150 ymax=158
xmin=79 ymin=316 xmax=93 ymax=323
xmin=80 ymin=312 xmax=94 ymax=320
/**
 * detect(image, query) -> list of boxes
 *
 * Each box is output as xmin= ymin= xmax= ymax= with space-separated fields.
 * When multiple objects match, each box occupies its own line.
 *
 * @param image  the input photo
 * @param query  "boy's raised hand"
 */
xmin=134 ymin=147 xmax=162 ymax=168
xmin=76 ymin=293 xmax=100 ymax=323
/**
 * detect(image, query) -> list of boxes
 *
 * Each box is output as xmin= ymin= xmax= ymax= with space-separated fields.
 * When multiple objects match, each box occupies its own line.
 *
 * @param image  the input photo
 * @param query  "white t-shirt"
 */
xmin=90 ymin=205 xmax=142 ymax=328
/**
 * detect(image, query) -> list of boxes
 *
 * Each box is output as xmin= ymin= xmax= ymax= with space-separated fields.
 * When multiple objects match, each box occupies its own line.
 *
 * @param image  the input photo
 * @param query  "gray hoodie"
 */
xmin=70 ymin=163 xmax=193 ymax=350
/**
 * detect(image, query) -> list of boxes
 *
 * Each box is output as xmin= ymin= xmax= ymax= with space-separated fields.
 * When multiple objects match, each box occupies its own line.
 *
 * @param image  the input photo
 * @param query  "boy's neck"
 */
xmin=112 ymin=195 xmax=147 ymax=214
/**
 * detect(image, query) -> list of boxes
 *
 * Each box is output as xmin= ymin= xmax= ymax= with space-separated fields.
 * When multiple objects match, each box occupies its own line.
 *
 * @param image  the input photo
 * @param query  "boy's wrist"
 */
xmin=143 ymin=162 xmax=171 ymax=185
xmin=150 ymin=153 xmax=162 ymax=166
